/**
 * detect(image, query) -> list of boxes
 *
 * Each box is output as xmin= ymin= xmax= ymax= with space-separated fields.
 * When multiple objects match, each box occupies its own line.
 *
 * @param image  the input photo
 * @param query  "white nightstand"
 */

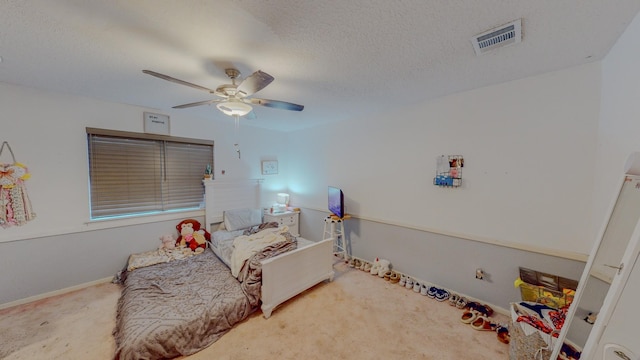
xmin=264 ymin=211 xmax=300 ymax=237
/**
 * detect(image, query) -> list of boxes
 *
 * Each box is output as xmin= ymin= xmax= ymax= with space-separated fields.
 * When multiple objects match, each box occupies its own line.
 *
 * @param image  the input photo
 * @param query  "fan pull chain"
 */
xmin=233 ymin=115 xmax=241 ymax=159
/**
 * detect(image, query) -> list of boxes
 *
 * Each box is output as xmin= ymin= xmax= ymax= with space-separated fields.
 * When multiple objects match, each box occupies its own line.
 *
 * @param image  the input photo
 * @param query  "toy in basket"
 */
xmin=515 ymin=279 xmax=575 ymax=308
xmin=515 ymin=267 xmax=577 ymax=308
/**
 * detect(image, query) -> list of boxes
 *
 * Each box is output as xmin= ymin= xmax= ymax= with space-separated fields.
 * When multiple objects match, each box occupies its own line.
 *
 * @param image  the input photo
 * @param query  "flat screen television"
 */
xmin=328 ymin=186 xmax=344 ymax=218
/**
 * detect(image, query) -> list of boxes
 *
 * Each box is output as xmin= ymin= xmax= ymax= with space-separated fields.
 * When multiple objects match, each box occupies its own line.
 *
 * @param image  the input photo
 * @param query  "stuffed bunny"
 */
xmin=159 ymin=234 xmax=176 ymax=250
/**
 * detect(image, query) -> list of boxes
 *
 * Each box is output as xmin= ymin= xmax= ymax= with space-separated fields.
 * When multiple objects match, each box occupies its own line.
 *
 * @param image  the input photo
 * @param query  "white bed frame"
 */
xmin=203 ymin=179 xmax=335 ymax=318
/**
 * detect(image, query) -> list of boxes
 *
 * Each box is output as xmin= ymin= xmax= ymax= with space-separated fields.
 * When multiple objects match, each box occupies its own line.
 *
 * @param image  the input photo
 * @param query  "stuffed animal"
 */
xmin=175 ymin=219 xmax=210 ymax=253
xmin=377 ymin=259 xmax=391 ymax=278
xmin=369 ymin=257 xmax=391 ymax=277
xmin=159 ymin=233 xmax=176 ymax=250
xmin=370 ymin=257 xmax=381 ymax=275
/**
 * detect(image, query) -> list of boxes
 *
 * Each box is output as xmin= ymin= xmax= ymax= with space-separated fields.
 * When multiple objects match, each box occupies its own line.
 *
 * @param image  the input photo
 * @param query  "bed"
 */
xmin=113 ymin=179 xmax=335 ymax=359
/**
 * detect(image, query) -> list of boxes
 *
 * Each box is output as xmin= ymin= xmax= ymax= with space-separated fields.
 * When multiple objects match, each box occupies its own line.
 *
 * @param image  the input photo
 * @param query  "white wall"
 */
xmin=594 ymin=11 xmax=640 ymax=229
xmin=0 ymin=82 xmax=288 ymax=243
xmin=287 ymin=63 xmax=601 ymax=255
xmin=579 ymin=11 xmax=640 ymax=359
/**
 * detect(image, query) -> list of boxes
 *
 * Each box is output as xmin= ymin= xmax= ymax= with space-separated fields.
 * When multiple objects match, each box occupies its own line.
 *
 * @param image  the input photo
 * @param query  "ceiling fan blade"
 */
xmin=143 ymin=70 xmax=215 ymax=93
xmin=237 ymin=70 xmax=274 ymax=97
xmin=248 ymin=98 xmax=304 ymax=111
xmin=172 ymin=99 xmax=221 ymax=109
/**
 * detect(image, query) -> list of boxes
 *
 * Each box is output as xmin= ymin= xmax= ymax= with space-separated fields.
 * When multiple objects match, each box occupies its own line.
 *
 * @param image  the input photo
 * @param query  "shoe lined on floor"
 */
xmin=434 ymin=288 xmax=450 ymax=302
xmin=455 ymin=297 xmax=468 ymax=309
xmin=460 ymin=310 xmax=479 ymax=324
xmin=399 ymin=274 xmax=406 ymax=286
xmin=413 ymin=281 xmax=421 ymax=293
xmin=465 ymin=302 xmax=493 ymax=317
xmin=389 ymin=272 xmax=400 ymax=283
xmin=496 ymin=324 xmax=510 ymax=344
xmin=359 ymin=261 xmax=367 ymax=271
xmin=405 ymin=277 xmax=414 ymax=289
xmin=420 ymin=283 xmax=429 ymax=296
xmin=427 ymin=286 xmax=438 ymax=298
xmin=449 ymin=293 xmax=460 ymax=306
xmin=471 ymin=316 xmax=497 ymax=331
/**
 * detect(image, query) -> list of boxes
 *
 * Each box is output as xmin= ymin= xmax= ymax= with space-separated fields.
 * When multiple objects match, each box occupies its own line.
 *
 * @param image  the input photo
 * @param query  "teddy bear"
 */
xmin=159 ymin=233 xmax=176 ymax=250
xmin=175 ymin=219 xmax=210 ymax=253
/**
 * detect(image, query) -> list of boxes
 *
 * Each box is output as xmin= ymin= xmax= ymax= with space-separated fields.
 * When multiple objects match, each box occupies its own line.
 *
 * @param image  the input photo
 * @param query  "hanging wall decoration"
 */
xmin=434 ymin=155 xmax=464 ymax=187
xmin=0 ymin=141 xmax=36 ymax=227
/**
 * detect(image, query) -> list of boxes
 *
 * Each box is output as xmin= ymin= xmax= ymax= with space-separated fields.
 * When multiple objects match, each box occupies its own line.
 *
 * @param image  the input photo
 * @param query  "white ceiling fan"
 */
xmin=142 ymin=68 xmax=304 ymax=119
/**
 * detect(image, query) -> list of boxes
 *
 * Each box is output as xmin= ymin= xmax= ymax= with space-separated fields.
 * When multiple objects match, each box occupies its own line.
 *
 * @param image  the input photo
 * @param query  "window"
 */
xmin=87 ymin=128 xmax=213 ymax=220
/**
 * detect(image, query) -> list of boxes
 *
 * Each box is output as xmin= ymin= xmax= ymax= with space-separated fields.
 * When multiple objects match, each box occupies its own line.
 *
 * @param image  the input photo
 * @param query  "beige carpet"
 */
xmin=0 ymin=259 xmax=510 ymax=359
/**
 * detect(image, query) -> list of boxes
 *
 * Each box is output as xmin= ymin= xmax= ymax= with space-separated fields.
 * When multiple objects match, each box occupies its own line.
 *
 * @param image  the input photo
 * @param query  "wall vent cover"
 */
xmin=471 ymin=19 xmax=522 ymax=55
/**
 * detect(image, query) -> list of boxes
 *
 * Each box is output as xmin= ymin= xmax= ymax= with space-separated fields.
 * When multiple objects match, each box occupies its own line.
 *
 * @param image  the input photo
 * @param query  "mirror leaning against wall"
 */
xmin=551 ymin=152 xmax=640 ymax=360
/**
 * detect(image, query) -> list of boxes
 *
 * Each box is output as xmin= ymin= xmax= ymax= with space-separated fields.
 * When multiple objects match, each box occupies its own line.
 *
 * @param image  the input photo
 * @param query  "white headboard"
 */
xmin=203 ymin=179 xmax=263 ymax=232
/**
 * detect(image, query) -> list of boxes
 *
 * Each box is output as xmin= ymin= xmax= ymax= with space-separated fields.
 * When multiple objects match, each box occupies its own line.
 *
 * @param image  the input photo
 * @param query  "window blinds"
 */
xmin=87 ymin=129 xmax=213 ymax=219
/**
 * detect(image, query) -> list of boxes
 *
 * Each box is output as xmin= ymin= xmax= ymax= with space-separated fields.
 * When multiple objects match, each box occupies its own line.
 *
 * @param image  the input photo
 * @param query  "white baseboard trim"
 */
xmin=0 ymin=277 xmax=114 ymax=311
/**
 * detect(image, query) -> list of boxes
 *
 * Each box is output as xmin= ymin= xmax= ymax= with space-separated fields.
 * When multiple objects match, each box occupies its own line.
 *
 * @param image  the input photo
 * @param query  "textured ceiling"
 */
xmin=1 ymin=0 xmax=640 ymax=132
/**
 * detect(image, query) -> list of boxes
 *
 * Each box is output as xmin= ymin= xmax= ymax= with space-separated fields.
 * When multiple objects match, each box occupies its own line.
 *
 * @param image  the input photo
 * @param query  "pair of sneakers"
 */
xmin=352 ymin=258 xmax=372 ymax=272
xmin=426 ymin=286 xmax=450 ymax=301
xmin=412 ymin=281 xmax=425 ymax=294
xmin=399 ymin=274 xmax=408 ymax=287
xmin=402 ymin=276 xmax=414 ymax=289
xmin=460 ymin=301 xmax=494 ymax=325
xmin=410 ymin=282 xmax=431 ymax=296
xmin=399 ymin=275 xmax=418 ymax=290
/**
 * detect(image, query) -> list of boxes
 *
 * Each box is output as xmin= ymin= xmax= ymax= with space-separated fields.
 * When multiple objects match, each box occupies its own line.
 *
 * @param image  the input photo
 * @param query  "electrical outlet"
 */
xmin=475 ymin=268 xmax=484 ymax=280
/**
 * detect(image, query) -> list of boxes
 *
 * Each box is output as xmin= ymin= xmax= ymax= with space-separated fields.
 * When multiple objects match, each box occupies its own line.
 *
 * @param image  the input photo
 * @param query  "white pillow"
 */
xmin=223 ymin=208 xmax=263 ymax=231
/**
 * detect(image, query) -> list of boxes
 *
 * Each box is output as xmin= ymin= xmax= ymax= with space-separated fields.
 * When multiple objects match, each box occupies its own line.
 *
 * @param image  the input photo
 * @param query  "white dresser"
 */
xmin=264 ymin=211 xmax=300 ymax=237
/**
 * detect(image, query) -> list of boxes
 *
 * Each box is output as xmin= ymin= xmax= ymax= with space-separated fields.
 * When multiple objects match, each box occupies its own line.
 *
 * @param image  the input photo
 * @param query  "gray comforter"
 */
xmin=113 ymin=236 xmax=297 ymax=360
xmin=113 ymin=251 xmax=253 ymax=360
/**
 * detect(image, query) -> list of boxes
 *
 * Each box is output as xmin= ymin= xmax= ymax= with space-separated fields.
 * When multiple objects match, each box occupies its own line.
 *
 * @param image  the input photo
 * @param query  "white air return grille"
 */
xmin=471 ymin=19 xmax=522 ymax=55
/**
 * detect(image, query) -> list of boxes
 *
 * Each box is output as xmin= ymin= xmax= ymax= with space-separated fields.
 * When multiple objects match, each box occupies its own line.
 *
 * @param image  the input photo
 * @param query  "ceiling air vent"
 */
xmin=471 ymin=19 xmax=522 ymax=55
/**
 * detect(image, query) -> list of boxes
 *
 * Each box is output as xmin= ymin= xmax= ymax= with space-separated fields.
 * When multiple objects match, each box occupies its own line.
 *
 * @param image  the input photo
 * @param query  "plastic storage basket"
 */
xmin=518 ymin=281 xmax=574 ymax=308
xmin=516 ymin=267 xmax=577 ymax=308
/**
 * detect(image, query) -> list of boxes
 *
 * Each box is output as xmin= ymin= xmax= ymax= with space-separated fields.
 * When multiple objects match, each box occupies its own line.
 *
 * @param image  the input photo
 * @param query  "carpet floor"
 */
xmin=0 ymin=259 xmax=510 ymax=359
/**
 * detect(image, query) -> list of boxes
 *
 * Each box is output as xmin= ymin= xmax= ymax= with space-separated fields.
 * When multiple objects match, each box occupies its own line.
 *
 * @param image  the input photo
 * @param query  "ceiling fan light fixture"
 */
xmin=216 ymin=100 xmax=253 ymax=117
xmin=143 ymin=68 xmax=303 ymax=117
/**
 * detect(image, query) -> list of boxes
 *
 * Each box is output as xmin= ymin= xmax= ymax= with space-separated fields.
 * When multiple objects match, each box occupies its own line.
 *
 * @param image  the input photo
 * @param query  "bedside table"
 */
xmin=264 ymin=211 xmax=300 ymax=237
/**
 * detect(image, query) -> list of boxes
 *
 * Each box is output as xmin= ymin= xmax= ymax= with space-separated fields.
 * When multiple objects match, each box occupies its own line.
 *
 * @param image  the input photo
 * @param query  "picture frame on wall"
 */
xmin=143 ymin=112 xmax=170 ymax=135
xmin=261 ymin=160 xmax=278 ymax=175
